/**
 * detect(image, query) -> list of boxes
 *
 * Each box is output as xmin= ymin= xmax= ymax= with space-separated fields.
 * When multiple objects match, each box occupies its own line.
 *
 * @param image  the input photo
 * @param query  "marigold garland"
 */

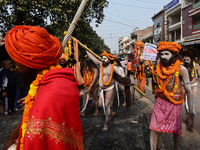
xmin=139 ymin=64 xmax=145 ymax=80
xmin=101 ymin=62 xmax=116 ymax=86
xmin=150 ymin=61 xmax=157 ymax=84
xmin=155 ymin=59 xmax=184 ymax=104
xmin=19 ymin=65 xmax=61 ymax=150
xmin=83 ymin=68 xmax=94 ymax=87
xmin=157 ymin=41 xmax=182 ymax=53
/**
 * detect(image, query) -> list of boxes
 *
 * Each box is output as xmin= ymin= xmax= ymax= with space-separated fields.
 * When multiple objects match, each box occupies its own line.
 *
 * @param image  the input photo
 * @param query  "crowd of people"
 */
xmin=0 ymin=59 xmax=29 ymax=117
xmin=0 ymin=25 xmax=199 ymax=150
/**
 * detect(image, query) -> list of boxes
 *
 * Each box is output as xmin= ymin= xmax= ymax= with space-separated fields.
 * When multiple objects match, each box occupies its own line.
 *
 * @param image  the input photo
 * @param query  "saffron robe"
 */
xmin=17 ymin=68 xmax=84 ymax=150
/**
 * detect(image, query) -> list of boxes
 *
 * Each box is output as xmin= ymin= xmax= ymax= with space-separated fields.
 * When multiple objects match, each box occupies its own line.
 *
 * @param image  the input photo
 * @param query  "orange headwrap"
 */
xmin=135 ymin=41 xmax=144 ymax=49
xmin=157 ymin=41 xmax=182 ymax=53
xmin=101 ymin=51 xmax=114 ymax=60
xmin=5 ymin=25 xmax=61 ymax=69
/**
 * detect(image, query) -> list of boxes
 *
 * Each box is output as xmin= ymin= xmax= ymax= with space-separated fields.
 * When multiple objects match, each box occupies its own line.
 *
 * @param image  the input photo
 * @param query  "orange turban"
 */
xmin=157 ymin=41 xmax=182 ymax=53
xmin=135 ymin=41 xmax=144 ymax=49
xmin=5 ymin=25 xmax=61 ymax=69
xmin=101 ymin=51 xmax=114 ymax=60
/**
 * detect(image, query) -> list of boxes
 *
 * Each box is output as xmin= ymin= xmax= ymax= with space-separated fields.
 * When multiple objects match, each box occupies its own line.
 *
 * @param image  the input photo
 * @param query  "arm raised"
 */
xmin=86 ymin=51 xmax=100 ymax=66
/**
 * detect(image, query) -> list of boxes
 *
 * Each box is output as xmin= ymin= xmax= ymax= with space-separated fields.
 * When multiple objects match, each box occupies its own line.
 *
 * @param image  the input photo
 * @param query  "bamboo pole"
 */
xmin=71 ymin=36 xmax=102 ymax=61
xmin=131 ymin=84 xmax=150 ymax=100
xmin=61 ymin=0 xmax=88 ymax=51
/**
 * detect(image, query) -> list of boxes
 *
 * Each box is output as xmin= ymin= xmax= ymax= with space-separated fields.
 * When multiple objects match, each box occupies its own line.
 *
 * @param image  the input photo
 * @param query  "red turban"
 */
xmin=5 ymin=25 xmax=61 ymax=69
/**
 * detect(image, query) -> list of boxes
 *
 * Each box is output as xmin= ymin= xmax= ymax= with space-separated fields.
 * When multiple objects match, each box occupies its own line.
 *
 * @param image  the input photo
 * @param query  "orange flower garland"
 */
xmin=150 ymin=61 xmax=157 ymax=84
xmin=139 ymin=64 xmax=145 ymax=80
xmin=155 ymin=60 xmax=184 ymax=104
xmin=101 ymin=62 xmax=116 ymax=86
xmin=19 ymin=65 xmax=61 ymax=150
xmin=157 ymin=41 xmax=182 ymax=53
xmin=83 ymin=68 xmax=94 ymax=87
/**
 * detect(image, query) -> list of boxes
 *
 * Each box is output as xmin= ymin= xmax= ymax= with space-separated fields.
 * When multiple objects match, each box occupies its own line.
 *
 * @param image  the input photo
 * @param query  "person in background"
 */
xmin=126 ymin=59 xmax=132 ymax=77
xmin=0 ymin=59 xmax=16 ymax=116
xmin=120 ymin=57 xmax=126 ymax=72
xmin=59 ymin=53 xmax=67 ymax=68
xmin=15 ymin=66 xmax=29 ymax=111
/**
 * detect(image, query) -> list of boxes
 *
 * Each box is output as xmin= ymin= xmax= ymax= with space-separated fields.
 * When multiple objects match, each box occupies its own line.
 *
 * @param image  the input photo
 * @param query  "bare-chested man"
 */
xmin=181 ymin=51 xmax=200 ymax=115
xmin=149 ymin=42 xmax=194 ymax=150
xmin=86 ymin=51 xmax=125 ymax=132
xmin=80 ymin=58 xmax=99 ymax=117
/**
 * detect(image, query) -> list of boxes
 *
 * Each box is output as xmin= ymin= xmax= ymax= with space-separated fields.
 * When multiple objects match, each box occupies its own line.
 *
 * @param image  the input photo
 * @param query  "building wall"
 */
xmin=182 ymin=4 xmax=193 ymax=37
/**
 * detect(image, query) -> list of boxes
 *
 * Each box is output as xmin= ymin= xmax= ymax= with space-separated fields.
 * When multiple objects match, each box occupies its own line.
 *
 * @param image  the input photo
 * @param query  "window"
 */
xmin=176 ymin=29 xmax=181 ymax=40
xmin=193 ymin=0 xmax=200 ymax=8
xmin=171 ymin=31 xmax=175 ymax=41
xmin=193 ymin=14 xmax=200 ymax=30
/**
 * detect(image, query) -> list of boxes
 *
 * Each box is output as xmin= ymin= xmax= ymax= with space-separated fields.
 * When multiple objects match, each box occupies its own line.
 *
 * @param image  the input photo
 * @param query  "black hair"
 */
xmin=115 ymin=58 xmax=122 ymax=67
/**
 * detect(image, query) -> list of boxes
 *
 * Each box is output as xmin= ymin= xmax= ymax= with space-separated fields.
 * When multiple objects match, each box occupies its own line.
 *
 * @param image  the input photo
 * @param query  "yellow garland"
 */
xmin=68 ymin=39 xmax=72 ymax=55
xmin=19 ymin=65 xmax=61 ymax=150
xmin=155 ymin=60 xmax=184 ymax=104
xmin=191 ymin=62 xmax=195 ymax=78
xmin=101 ymin=62 xmax=116 ymax=86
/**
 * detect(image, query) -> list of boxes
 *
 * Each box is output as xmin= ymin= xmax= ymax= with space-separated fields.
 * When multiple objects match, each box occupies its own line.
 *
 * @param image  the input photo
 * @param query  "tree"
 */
xmin=0 ymin=0 xmax=110 ymax=54
xmin=0 ymin=0 xmax=109 ymax=34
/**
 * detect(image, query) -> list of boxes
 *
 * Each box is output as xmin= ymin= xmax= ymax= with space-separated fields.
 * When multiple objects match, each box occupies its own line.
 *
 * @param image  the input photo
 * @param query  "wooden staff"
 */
xmin=61 ymin=0 xmax=88 ymax=51
xmin=131 ymin=84 xmax=150 ymax=100
xmin=71 ymin=36 xmax=102 ymax=61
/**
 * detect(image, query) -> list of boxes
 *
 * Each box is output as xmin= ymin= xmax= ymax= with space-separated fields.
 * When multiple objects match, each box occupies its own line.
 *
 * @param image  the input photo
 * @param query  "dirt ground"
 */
xmin=1 ymin=82 xmax=200 ymax=150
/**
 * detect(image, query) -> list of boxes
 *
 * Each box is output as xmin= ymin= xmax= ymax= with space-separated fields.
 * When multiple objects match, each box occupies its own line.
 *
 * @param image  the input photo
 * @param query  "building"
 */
xmin=165 ymin=0 xmax=182 ymax=44
xmin=182 ymin=0 xmax=200 ymax=56
xmin=152 ymin=8 xmax=165 ymax=45
xmin=130 ymin=26 xmax=153 ymax=43
xmin=118 ymin=36 xmax=131 ymax=57
xmin=139 ymin=26 xmax=154 ymax=43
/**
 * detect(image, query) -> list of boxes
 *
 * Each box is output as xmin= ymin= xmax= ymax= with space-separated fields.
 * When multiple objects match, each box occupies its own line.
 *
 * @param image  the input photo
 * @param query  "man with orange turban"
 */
xmin=134 ymin=41 xmax=146 ymax=95
xmin=3 ymin=26 xmax=84 ymax=150
xmin=149 ymin=41 xmax=194 ymax=150
xmin=85 ymin=50 xmax=125 ymax=132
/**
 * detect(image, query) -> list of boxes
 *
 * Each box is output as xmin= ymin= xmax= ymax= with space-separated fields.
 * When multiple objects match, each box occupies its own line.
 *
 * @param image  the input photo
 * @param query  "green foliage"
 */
xmin=0 ymin=0 xmax=110 ymax=54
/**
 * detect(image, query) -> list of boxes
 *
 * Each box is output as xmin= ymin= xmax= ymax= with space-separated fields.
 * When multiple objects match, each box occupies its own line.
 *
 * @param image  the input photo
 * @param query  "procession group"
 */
xmin=2 ymin=26 xmax=200 ymax=150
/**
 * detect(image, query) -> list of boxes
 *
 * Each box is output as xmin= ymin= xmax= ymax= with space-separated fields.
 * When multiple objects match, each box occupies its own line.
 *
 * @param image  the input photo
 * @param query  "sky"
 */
xmin=90 ymin=0 xmax=171 ymax=53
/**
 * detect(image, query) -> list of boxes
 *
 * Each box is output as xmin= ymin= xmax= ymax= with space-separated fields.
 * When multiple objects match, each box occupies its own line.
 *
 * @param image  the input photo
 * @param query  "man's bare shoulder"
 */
xmin=195 ymin=63 xmax=200 ymax=68
xmin=179 ymin=64 xmax=188 ymax=76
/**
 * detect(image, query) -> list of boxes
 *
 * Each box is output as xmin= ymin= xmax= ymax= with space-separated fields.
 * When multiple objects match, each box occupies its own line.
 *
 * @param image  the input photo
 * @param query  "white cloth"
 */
xmin=120 ymin=60 xmax=126 ymax=68
xmin=80 ymin=94 xmax=89 ymax=113
xmin=100 ymin=85 xmax=114 ymax=115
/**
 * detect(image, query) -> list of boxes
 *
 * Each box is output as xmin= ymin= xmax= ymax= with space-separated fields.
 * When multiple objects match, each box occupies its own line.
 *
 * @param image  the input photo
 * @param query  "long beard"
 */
xmin=183 ymin=62 xmax=193 ymax=68
xmin=103 ymin=61 xmax=109 ymax=66
xmin=160 ymin=56 xmax=176 ymax=67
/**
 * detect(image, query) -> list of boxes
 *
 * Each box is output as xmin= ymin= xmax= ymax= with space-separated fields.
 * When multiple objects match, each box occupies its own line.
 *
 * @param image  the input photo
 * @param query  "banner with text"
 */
xmin=143 ymin=43 xmax=157 ymax=61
